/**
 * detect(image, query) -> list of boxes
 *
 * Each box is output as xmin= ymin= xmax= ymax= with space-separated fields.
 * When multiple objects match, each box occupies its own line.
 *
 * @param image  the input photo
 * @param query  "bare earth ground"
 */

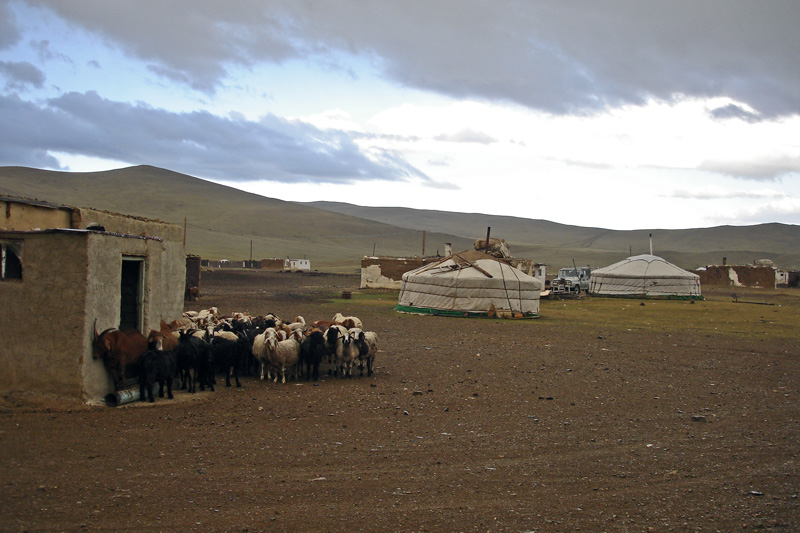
xmin=2 ymin=269 xmax=800 ymax=532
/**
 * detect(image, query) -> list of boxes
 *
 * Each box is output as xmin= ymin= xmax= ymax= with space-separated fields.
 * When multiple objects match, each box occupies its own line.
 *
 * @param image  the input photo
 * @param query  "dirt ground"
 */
xmin=2 ymin=269 xmax=800 ymax=532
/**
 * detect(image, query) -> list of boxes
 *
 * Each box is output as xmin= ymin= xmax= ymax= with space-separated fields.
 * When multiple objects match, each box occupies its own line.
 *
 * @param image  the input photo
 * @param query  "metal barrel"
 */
xmin=104 ymin=377 xmax=182 ymax=406
xmin=104 ymin=386 xmax=140 ymax=407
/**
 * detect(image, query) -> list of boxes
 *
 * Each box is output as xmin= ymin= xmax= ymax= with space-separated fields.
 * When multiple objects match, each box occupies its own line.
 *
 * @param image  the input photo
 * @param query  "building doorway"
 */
xmin=120 ymin=257 xmax=144 ymax=332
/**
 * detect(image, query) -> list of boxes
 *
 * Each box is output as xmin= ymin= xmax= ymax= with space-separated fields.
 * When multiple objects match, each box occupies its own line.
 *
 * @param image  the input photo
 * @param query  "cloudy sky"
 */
xmin=1 ymin=1 xmax=799 ymax=230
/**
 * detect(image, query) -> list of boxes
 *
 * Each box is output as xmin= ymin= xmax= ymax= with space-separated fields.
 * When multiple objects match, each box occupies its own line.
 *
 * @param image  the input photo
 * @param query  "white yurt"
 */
xmin=589 ymin=254 xmax=702 ymax=299
xmin=395 ymin=251 xmax=544 ymax=318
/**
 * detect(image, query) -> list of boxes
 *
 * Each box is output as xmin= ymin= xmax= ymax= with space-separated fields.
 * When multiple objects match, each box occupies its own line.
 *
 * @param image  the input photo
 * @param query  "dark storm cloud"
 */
xmin=25 ymin=0 xmax=800 ymax=117
xmin=0 ymin=93 xmax=66 ymax=167
xmin=27 ymin=0 xmax=304 ymax=93
xmin=0 ymin=91 xmax=429 ymax=183
xmin=709 ymin=103 xmax=761 ymax=123
xmin=0 ymin=1 xmax=21 ymax=49
xmin=0 ymin=60 xmax=45 ymax=90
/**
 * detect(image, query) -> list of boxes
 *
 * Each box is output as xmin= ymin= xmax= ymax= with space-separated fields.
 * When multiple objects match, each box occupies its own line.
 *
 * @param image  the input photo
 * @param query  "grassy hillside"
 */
xmin=1 ymin=165 xmax=798 ymax=270
xmin=0 ymin=166 xmax=472 ymax=271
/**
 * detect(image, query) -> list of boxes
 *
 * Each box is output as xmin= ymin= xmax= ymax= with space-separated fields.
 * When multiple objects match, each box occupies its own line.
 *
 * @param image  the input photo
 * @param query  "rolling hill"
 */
xmin=303 ymin=202 xmax=800 ymax=270
xmin=1 ymin=165 xmax=798 ymax=270
xmin=0 ymin=165 xmax=472 ymax=271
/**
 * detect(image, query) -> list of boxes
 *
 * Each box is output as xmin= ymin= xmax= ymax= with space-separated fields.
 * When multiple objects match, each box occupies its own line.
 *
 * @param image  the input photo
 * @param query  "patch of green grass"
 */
xmin=540 ymin=294 xmax=800 ymax=340
xmin=310 ymin=286 xmax=800 ymax=340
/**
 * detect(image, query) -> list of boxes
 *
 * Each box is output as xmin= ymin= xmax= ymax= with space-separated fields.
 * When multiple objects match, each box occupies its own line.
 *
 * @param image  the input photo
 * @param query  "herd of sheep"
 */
xmin=137 ymin=308 xmax=379 ymax=402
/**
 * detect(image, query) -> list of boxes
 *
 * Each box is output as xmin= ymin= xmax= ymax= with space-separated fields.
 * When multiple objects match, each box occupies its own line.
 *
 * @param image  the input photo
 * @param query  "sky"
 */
xmin=1 ymin=1 xmax=799 ymax=230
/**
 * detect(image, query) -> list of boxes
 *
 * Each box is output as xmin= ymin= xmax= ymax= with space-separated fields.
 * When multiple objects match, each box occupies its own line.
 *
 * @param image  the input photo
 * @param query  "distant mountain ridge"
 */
xmin=302 ymin=201 xmax=800 ymax=270
xmin=1 ymin=165 xmax=798 ymax=270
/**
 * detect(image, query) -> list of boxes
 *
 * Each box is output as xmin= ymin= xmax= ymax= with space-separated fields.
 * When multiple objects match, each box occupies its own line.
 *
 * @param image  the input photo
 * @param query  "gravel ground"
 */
xmin=1 ymin=269 xmax=799 ymax=532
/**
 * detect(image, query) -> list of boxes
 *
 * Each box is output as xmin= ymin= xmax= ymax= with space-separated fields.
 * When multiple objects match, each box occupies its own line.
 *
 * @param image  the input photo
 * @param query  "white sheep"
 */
xmin=324 ymin=325 xmax=349 ymax=376
xmin=335 ymin=327 xmax=360 ymax=379
xmin=287 ymin=315 xmax=307 ymax=333
xmin=190 ymin=327 xmax=209 ymax=340
xmin=213 ymin=330 xmax=238 ymax=342
xmin=332 ymin=312 xmax=363 ymax=330
xmin=351 ymin=328 xmax=378 ymax=377
xmin=170 ymin=317 xmax=194 ymax=331
xmin=252 ymin=327 xmax=279 ymax=381
xmin=269 ymin=329 xmax=303 ymax=383
xmin=193 ymin=307 xmax=220 ymax=328
xmin=231 ymin=312 xmax=252 ymax=324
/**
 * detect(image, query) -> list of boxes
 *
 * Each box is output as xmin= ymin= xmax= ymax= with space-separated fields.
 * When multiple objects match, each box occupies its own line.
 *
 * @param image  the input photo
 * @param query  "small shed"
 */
xmin=0 ymin=196 xmax=186 ymax=402
xmin=284 ymin=258 xmax=310 ymax=272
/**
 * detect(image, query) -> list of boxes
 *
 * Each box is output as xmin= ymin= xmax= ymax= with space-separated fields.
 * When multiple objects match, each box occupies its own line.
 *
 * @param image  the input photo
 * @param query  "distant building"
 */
xmin=284 ymin=258 xmax=310 ymax=272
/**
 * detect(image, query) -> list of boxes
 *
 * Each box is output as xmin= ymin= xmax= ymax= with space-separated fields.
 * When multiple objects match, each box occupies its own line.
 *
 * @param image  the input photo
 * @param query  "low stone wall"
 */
xmin=694 ymin=265 xmax=776 ymax=288
xmin=361 ymin=256 xmax=439 ymax=289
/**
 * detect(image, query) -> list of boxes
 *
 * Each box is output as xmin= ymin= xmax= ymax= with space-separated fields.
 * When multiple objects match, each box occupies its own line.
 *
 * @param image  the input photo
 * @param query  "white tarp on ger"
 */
xmin=589 ymin=254 xmax=702 ymax=299
xmin=396 ymin=251 xmax=543 ymax=318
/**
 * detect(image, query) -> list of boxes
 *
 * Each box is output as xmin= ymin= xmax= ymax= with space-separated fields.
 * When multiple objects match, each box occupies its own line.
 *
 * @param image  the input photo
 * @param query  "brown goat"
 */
xmin=312 ymin=319 xmax=335 ymax=331
xmin=92 ymin=319 xmax=147 ymax=391
xmin=147 ymin=320 xmax=179 ymax=351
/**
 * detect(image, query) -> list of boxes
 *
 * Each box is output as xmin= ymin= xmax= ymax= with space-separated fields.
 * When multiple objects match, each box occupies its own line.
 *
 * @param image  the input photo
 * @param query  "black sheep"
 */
xmin=137 ymin=349 xmax=177 ymax=403
xmin=299 ymin=330 xmax=326 ymax=381
xmin=175 ymin=330 xmax=214 ymax=393
xmin=238 ymin=325 xmax=262 ymax=376
xmin=211 ymin=334 xmax=249 ymax=387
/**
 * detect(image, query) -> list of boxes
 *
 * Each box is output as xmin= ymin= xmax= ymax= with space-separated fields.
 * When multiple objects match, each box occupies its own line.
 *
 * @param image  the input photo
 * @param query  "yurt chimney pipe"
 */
xmin=485 ymin=227 xmax=491 ymax=253
xmin=649 ymin=233 xmax=653 ymax=255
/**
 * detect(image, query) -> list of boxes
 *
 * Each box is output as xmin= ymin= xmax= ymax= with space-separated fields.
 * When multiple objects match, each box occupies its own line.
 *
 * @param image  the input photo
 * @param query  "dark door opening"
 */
xmin=120 ymin=258 xmax=143 ymax=332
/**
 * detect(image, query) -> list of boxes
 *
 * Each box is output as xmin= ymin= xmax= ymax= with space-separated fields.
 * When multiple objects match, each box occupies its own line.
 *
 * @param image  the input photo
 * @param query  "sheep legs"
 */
xmin=225 ymin=366 xmax=242 ymax=388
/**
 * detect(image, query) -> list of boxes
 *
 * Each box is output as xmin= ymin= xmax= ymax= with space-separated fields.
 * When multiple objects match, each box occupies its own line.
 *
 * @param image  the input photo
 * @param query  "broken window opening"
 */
xmin=1 ymin=241 xmax=23 ymax=280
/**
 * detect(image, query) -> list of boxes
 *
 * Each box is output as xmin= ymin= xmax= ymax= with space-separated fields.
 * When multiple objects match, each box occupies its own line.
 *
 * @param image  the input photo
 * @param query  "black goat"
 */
xmin=175 ymin=330 xmax=214 ymax=393
xmin=237 ymin=325 xmax=262 ymax=376
xmin=211 ymin=334 xmax=249 ymax=387
xmin=299 ymin=330 xmax=327 ymax=381
xmin=137 ymin=349 xmax=177 ymax=403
